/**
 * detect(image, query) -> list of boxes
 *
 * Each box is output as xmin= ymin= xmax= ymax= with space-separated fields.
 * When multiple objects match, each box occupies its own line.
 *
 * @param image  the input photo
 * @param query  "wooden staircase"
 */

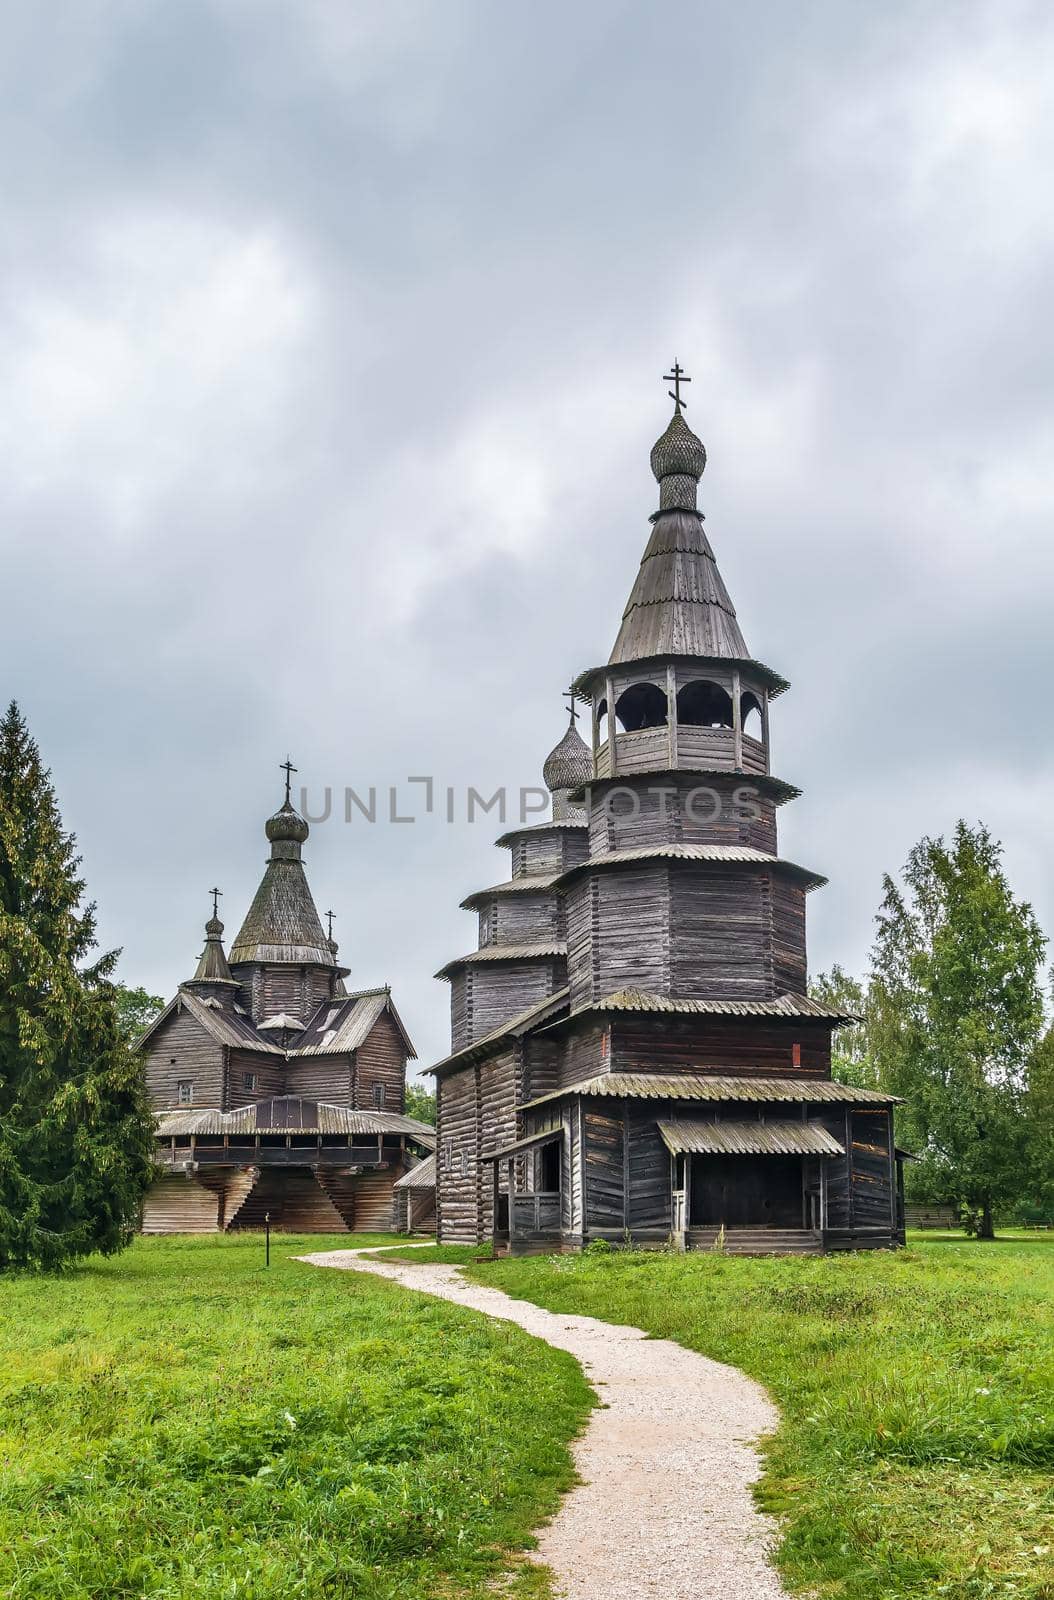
xmin=226 ymin=1167 xmax=347 ymax=1232
xmin=221 ymin=1167 xmax=260 ymax=1231
xmin=686 ymin=1228 xmax=824 ymax=1256
xmin=313 ymin=1170 xmax=359 ymax=1230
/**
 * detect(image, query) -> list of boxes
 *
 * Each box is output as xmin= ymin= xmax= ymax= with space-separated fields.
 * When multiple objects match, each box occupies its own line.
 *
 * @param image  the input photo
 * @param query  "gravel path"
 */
xmin=299 ymin=1247 xmax=788 ymax=1599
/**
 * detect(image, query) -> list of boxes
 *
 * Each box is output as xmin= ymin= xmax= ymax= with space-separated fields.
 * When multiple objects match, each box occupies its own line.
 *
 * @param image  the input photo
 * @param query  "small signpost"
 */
xmin=264 ymin=1212 xmax=271 ymax=1268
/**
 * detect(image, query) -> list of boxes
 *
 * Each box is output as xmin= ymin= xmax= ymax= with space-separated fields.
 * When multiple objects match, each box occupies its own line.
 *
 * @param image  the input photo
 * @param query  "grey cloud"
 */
xmin=3 ymin=0 xmax=1054 ymax=1069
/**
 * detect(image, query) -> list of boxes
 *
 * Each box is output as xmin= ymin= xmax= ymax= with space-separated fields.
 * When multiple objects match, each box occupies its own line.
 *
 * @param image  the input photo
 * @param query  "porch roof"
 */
xmin=393 ymin=1153 xmax=436 ymax=1190
xmin=658 ymin=1119 xmax=845 ymax=1157
xmin=156 ymin=1101 xmax=437 ymax=1141
xmin=481 ymin=1128 xmax=563 ymax=1163
xmin=522 ymin=1071 xmax=902 ymax=1110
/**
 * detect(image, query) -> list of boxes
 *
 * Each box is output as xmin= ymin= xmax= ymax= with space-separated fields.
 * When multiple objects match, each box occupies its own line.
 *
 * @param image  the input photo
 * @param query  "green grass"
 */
xmin=440 ymin=1235 xmax=1053 ymax=1600
xmin=0 ymin=1233 xmax=592 ymax=1600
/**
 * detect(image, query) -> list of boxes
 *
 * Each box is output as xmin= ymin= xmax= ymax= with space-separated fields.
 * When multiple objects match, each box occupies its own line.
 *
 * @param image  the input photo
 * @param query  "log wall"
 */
xmin=669 ymin=868 xmax=770 ymax=1000
xmin=610 ymin=1016 xmax=832 ymax=1076
xmin=141 ymin=1172 xmax=221 ymax=1232
xmin=284 ymin=1053 xmax=354 ymax=1103
xmin=354 ymin=1013 xmax=407 ymax=1111
xmin=451 ymin=960 xmax=562 ymax=1051
xmin=227 ymin=1047 xmax=285 ymax=1108
xmin=589 ymin=775 xmax=778 ymax=856
xmin=144 ymin=1008 xmax=225 ymax=1110
xmin=436 ymin=1065 xmax=480 ymax=1243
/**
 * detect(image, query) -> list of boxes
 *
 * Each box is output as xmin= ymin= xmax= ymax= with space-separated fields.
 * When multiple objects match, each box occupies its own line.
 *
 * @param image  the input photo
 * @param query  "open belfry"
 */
xmin=139 ymin=767 xmax=433 ymax=1233
xmin=431 ymin=369 xmax=905 ymax=1254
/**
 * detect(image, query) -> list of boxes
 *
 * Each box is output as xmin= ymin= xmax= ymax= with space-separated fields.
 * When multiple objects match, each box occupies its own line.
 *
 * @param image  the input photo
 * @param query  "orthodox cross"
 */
xmin=663 ymin=360 xmax=691 ymax=411
xmin=326 ymin=910 xmax=335 ymax=942
xmin=208 ymin=887 xmax=222 ymax=919
xmin=564 ymin=685 xmax=579 ymax=725
xmin=280 ymin=757 xmax=297 ymax=805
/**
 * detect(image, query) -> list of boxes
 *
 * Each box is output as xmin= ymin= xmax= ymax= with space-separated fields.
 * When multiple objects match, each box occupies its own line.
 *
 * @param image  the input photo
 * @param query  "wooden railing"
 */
xmin=511 ymin=1192 xmax=561 ymax=1235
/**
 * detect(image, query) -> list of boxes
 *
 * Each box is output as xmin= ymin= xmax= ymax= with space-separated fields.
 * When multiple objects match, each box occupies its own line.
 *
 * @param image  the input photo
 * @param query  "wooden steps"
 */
xmin=141 ymin=1171 xmax=220 ymax=1233
xmin=227 ymin=1167 xmax=348 ymax=1233
xmin=314 ymin=1170 xmax=359 ymax=1230
xmin=221 ymin=1167 xmax=260 ymax=1230
xmin=686 ymin=1227 xmax=823 ymax=1255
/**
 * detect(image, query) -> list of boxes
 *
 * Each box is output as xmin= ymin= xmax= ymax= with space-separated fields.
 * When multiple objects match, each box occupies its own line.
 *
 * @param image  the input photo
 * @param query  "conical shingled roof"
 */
xmin=608 ymin=407 xmax=749 ymax=665
xmin=190 ymin=912 xmax=234 ymax=984
xmin=229 ymin=800 xmax=335 ymax=967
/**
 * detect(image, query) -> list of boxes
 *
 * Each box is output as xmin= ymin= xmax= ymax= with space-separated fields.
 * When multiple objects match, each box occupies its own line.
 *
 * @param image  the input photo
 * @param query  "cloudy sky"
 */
xmin=3 ymin=1 xmax=1054 ymax=1072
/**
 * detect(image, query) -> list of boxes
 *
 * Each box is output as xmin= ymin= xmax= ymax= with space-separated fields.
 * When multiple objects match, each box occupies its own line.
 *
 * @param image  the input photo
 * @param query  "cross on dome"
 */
xmin=280 ymin=757 xmax=297 ymax=805
xmin=663 ymin=360 xmax=691 ymax=412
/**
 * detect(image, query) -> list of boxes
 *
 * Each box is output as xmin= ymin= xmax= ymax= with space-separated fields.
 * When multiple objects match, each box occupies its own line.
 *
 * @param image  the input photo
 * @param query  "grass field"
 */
xmin=0 ymin=1233 xmax=591 ymax=1600
xmin=5 ymin=1232 xmax=1051 ymax=1600
xmin=439 ymin=1233 xmax=1052 ymax=1600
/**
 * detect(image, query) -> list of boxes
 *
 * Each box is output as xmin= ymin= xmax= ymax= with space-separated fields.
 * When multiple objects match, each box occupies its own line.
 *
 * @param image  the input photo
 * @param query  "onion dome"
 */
xmin=265 ymin=801 xmax=310 ymax=846
xmin=229 ymin=779 xmax=334 ymax=967
xmin=543 ymin=720 xmax=592 ymax=793
xmin=650 ymin=407 xmax=706 ymax=512
xmin=544 ymin=711 xmax=591 ymax=822
xmin=189 ymin=901 xmax=234 ymax=986
xmin=608 ymin=382 xmax=748 ymax=664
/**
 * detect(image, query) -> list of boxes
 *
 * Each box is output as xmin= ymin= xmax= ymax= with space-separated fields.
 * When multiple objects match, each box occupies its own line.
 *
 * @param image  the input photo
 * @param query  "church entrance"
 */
xmin=688 ymin=1154 xmax=804 ymax=1229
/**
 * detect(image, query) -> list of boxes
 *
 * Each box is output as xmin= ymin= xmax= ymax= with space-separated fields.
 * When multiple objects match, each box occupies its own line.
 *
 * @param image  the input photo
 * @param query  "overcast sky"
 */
xmin=3 ymin=1 xmax=1054 ymax=1073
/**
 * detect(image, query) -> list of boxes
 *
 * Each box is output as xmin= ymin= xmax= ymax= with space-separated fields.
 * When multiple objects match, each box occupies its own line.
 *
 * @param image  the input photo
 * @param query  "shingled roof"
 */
xmin=609 ymin=405 xmax=749 ymax=666
xmin=229 ymin=799 xmax=334 ymax=967
xmin=139 ymin=986 xmax=417 ymax=1060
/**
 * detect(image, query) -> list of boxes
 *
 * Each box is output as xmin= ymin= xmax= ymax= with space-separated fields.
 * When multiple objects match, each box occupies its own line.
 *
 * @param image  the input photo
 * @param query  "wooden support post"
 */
xmin=492 ymin=1159 xmax=500 ymax=1251
xmin=732 ymin=669 xmax=743 ymax=771
xmin=605 ymin=676 xmax=617 ymax=776
xmin=666 ymin=663 xmax=677 ymax=768
xmin=820 ymin=1157 xmax=828 ymax=1234
xmin=761 ymin=692 xmax=770 ymax=774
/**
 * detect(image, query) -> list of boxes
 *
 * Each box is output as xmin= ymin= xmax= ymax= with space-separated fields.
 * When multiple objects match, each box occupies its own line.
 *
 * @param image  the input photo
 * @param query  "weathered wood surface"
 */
xmin=588 ymin=774 xmax=778 ymax=856
xmin=354 ymin=1012 xmax=407 ymax=1113
xmin=143 ymin=1009 xmax=225 ymax=1110
xmin=431 ymin=408 xmax=897 ymax=1256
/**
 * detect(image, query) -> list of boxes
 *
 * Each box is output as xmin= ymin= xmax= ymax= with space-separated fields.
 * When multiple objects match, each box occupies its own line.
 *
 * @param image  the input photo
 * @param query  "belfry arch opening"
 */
xmin=677 ymin=679 xmax=733 ymax=728
xmin=741 ymin=692 xmax=764 ymax=741
xmin=615 ymin=682 xmax=668 ymax=732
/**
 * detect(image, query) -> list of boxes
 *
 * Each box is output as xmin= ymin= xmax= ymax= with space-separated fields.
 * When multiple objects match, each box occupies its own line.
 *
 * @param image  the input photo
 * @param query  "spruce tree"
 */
xmin=868 ymin=822 xmax=1045 ymax=1237
xmin=0 ymin=702 xmax=156 ymax=1268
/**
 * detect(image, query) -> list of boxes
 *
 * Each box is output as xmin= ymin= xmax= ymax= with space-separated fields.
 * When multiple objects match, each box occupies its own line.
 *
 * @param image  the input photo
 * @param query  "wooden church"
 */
xmin=431 ymin=373 xmax=905 ymax=1254
xmin=139 ymin=772 xmax=434 ymax=1233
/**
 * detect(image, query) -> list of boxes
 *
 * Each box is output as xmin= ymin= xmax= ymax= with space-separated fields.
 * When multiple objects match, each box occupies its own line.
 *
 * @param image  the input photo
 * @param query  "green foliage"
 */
xmin=869 ymin=822 xmax=1046 ymax=1237
xmin=0 ymin=702 xmax=157 ymax=1269
xmin=405 ymin=1080 xmax=436 ymax=1125
xmin=112 ymin=983 xmax=165 ymax=1042
xmin=1024 ymin=1025 xmax=1054 ymax=1222
xmin=810 ymin=964 xmax=875 ymax=1086
xmin=0 ymin=1234 xmax=591 ymax=1598
xmin=473 ymin=1238 xmax=1054 ymax=1600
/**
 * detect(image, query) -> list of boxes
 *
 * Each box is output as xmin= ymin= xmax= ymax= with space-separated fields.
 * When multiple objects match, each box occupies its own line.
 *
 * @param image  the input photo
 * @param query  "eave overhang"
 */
xmin=435 ymin=942 xmax=567 ymax=981
xmin=492 ymin=819 xmax=588 ymax=849
xmin=523 ymin=1071 xmax=903 ymax=1112
xmin=570 ymin=770 xmax=801 ymax=807
xmin=572 ymin=653 xmax=790 ymax=700
xmin=552 ymin=844 xmax=826 ymax=893
xmin=459 ymin=871 xmax=562 ymax=911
